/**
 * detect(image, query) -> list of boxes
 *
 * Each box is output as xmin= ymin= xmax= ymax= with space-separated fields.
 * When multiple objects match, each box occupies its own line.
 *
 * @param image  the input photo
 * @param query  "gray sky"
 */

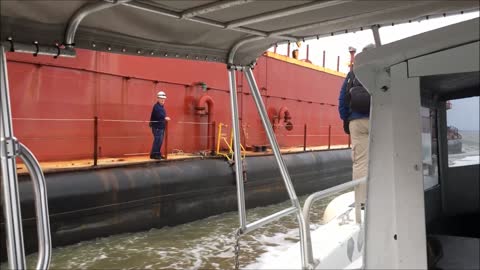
xmin=448 ymin=97 xmax=480 ymax=131
xmin=269 ymin=11 xmax=479 ymax=131
xmin=270 ymin=12 xmax=479 ymax=73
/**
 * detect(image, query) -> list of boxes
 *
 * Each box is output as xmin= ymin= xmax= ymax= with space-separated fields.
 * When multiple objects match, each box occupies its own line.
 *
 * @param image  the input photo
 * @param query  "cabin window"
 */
xmin=446 ymin=97 xmax=480 ymax=168
xmin=422 ymin=107 xmax=439 ymax=190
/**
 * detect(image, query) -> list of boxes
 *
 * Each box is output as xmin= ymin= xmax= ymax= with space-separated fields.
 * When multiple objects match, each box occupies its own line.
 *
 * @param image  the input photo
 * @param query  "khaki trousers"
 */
xmin=349 ymin=118 xmax=369 ymax=205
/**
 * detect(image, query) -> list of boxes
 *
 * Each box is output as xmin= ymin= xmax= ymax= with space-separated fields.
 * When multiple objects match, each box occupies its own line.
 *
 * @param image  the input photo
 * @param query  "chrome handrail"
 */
xmin=243 ymin=207 xmax=298 ymax=234
xmin=1 ymin=44 xmax=27 ymax=269
xmin=228 ymin=69 xmax=247 ymax=229
xmin=244 ymin=67 xmax=310 ymax=269
xmin=18 ymin=143 xmax=52 ymax=270
xmin=302 ymin=177 xmax=367 ymax=268
xmin=228 ymin=65 xmax=313 ymax=269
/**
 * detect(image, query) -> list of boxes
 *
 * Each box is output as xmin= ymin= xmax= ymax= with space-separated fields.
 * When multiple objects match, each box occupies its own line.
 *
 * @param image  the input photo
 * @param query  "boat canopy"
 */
xmin=355 ymin=17 xmax=479 ymax=100
xmin=1 ymin=0 xmax=478 ymax=65
xmin=1 ymin=2 xmax=479 ymax=270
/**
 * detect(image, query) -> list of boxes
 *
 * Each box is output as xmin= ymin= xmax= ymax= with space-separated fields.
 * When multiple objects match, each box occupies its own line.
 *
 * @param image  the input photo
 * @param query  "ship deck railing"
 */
xmin=15 ymin=143 xmax=351 ymax=175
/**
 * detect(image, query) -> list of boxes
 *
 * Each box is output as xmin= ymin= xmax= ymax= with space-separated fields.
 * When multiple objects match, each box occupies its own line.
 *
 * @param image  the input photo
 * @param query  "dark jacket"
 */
xmin=150 ymin=103 xmax=166 ymax=129
xmin=338 ymin=71 xmax=369 ymax=121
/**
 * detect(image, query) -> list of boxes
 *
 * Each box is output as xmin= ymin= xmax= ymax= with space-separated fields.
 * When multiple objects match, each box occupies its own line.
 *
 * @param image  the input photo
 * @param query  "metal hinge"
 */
xmin=2 ymin=137 xmax=20 ymax=158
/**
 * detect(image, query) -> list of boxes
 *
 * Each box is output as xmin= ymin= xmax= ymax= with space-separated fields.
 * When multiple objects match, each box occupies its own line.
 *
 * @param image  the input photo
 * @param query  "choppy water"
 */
xmin=16 ymin=193 xmax=341 ymax=270
xmin=13 ymin=132 xmax=477 ymax=269
xmin=449 ymin=130 xmax=479 ymax=166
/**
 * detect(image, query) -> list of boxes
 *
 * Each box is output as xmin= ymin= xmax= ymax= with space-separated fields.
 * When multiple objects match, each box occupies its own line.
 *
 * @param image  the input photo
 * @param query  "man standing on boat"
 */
xmin=149 ymin=91 xmax=170 ymax=159
xmin=338 ymin=44 xmax=375 ymax=207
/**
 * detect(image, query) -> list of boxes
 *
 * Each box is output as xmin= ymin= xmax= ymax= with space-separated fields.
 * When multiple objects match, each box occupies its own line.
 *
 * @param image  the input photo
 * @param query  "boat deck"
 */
xmin=16 ymin=145 xmax=350 ymax=174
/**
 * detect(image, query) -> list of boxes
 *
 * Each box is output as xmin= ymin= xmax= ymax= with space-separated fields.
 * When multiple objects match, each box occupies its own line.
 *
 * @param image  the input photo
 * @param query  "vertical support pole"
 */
xmin=306 ymin=45 xmax=310 ymax=62
xmin=0 ymin=46 xmax=27 ymax=269
xmin=228 ymin=69 xmax=247 ymax=231
xmin=349 ymin=47 xmax=356 ymax=72
xmin=164 ymin=121 xmax=168 ymax=160
xmin=303 ymin=124 xmax=307 ymax=152
xmin=371 ymin=24 xmax=382 ymax=47
xmin=244 ymin=67 xmax=311 ymax=268
xmin=437 ymin=102 xmax=449 ymax=213
xmin=328 ymin=125 xmax=331 ymax=149
xmin=287 ymin=42 xmax=291 ymax=57
xmin=211 ymin=121 xmax=216 ymax=155
xmin=93 ymin=116 xmax=98 ymax=166
xmin=337 ymin=56 xmax=340 ymax=71
xmin=206 ymin=116 xmax=210 ymax=151
xmin=216 ymin=123 xmax=222 ymax=154
xmin=273 ymin=45 xmax=277 ymax=54
xmin=322 ymin=50 xmax=326 ymax=67
xmin=365 ymin=62 xmax=426 ymax=269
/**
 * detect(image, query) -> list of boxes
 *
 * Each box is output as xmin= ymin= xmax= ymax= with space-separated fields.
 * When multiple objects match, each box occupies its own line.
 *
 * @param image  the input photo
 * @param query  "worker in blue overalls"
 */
xmin=149 ymin=91 xmax=171 ymax=159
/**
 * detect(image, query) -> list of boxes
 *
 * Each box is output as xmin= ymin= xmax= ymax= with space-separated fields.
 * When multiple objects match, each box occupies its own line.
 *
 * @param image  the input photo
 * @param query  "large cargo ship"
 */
xmin=2 ymin=44 xmax=352 ymax=258
xmin=1 ymin=1 xmax=478 ymax=270
xmin=7 ymin=49 xmax=348 ymax=163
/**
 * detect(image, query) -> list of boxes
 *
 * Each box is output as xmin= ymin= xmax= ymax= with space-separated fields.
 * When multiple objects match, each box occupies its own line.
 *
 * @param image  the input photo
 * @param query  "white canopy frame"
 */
xmin=1 ymin=1 xmax=477 ymax=64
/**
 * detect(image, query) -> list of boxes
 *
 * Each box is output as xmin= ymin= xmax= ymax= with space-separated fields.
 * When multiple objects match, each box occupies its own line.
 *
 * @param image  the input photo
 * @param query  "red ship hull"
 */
xmin=7 ymin=49 xmax=347 ymax=161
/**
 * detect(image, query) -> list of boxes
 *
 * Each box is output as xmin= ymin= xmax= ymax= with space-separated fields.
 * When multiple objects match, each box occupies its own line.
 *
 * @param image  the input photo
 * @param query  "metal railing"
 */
xmin=271 ymin=123 xmax=351 ymax=150
xmin=12 ymin=116 xmax=351 ymax=167
xmin=228 ymin=67 xmax=311 ymax=269
xmin=1 ymin=45 xmax=52 ymax=270
xmin=1 ymin=44 xmax=26 ymax=270
xmin=12 ymin=118 xmax=219 ymax=163
xmin=243 ymin=206 xmax=298 ymax=234
xmin=18 ymin=142 xmax=52 ymax=270
xmin=302 ymin=177 xmax=367 ymax=268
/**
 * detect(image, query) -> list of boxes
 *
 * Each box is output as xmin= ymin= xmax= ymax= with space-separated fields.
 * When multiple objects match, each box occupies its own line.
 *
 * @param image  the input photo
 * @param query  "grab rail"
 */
xmin=237 ymin=67 xmax=310 ymax=269
xmin=302 ymin=177 xmax=367 ymax=268
xmin=2 ymin=44 xmax=51 ymax=270
xmin=18 ymin=143 xmax=52 ymax=270
xmin=243 ymin=206 xmax=298 ymax=234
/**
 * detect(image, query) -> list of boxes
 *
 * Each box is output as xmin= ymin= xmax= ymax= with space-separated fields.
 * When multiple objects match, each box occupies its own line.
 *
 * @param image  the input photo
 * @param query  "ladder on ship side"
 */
xmin=215 ymin=123 xmax=248 ymax=182
xmin=215 ymin=122 xmax=246 ymax=162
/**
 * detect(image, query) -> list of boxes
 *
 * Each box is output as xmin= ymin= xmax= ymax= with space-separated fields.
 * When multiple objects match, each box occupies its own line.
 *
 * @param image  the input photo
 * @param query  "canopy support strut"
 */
xmin=227 ymin=35 xmax=311 ymax=267
xmin=226 ymin=0 xmax=350 ymax=28
xmin=1 ymin=44 xmax=26 ymax=270
xmin=371 ymin=25 xmax=382 ymax=47
xmin=181 ymin=0 xmax=253 ymax=19
xmin=121 ymin=1 xmax=295 ymax=41
xmin=228 ymin=69 xmax=247 ymax=231
xmin=64 ymin=0 xmax=132 ymax=47
xmin=1 ymin=45 xmax=53 ymax=270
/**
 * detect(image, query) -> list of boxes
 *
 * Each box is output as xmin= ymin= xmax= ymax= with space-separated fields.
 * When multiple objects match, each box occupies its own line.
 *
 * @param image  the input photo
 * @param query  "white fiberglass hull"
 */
xmin=247 ymin=192 xmax=364 ymax=269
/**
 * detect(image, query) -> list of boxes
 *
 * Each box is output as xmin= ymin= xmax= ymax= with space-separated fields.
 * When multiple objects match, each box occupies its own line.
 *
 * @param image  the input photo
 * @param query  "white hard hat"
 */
xmin=157 ymin=91 xmax=167 ymax=99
